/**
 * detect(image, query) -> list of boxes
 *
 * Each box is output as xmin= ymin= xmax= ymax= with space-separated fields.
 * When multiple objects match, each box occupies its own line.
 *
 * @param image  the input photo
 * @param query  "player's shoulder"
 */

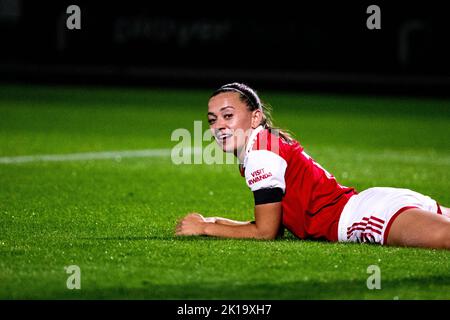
xmin=251 ymin=128 xmax=301 ymax=157
xmin=243 ymin=128 xmax=294 ymax=170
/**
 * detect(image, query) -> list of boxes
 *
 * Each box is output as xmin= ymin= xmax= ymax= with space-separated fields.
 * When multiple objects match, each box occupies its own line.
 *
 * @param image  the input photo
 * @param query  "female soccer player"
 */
xmin=175 ymin=83 xmax=450 ymax=249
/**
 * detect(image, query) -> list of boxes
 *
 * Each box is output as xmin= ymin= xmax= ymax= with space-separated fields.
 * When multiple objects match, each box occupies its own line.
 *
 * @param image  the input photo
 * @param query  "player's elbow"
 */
xmin=255 ymin=228 xmax=278 ymax=240
xmin=259 ymin=234 xmax=277 ymax=240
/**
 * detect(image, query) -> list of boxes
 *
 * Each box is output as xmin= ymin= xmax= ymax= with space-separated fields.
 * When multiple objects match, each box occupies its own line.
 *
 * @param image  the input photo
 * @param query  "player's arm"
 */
xmin=176 ymin=149 xmax=287 ymax=239
xmin=176 ymin=202 xmax=282 ymax=240
xmin=204 ymin=217 xmax=253 ymax=226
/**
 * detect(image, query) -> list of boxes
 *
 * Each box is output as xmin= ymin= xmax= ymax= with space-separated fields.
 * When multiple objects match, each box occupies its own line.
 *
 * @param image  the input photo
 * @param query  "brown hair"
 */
xmin=210 ymin=82 xmax=293 ymax=143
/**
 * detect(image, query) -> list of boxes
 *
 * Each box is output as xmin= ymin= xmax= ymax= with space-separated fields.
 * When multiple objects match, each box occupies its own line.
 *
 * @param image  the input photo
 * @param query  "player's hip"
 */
xmin=337 ymin=187 xmax=441 ymax=245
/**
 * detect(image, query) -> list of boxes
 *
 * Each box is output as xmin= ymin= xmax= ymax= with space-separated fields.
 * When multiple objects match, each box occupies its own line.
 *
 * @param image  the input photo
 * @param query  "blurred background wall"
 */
xmin=1 ymin=0 xmax=449 ymax=95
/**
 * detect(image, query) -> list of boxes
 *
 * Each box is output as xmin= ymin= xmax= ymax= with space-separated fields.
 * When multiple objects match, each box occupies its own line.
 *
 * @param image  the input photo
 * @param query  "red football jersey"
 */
xmin=241 ymin=126 xmax=357 ymax=241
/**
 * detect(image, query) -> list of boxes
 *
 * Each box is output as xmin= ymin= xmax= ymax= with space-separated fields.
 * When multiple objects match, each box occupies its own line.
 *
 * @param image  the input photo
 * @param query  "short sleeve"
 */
xmin=244 ymin=150 xmax=287 ymax=205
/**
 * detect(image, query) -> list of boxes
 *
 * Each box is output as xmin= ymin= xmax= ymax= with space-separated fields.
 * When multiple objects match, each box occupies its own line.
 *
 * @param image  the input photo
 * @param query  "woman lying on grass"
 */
xmin=176 ymin=83 xmax=450 ymax=249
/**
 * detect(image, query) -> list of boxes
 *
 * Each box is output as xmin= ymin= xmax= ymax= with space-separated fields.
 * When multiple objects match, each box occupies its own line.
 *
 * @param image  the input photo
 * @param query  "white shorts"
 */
xmin=337 ymin=187 xmax=443 ymax=245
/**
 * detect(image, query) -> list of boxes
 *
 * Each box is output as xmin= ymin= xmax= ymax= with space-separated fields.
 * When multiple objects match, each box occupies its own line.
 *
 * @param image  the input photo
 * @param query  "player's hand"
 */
xmin=175 ymin=213 xmax=208 ymax=236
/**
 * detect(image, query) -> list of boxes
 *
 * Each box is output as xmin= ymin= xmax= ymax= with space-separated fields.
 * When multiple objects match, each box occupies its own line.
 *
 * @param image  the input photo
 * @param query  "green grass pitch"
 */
xmin=0 ymin=84 xmax=449 ymax=299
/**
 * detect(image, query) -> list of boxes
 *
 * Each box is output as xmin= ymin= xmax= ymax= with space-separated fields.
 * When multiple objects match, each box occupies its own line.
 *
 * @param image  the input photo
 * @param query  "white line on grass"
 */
xmin=0 ymin=148 xmax=196 ymax=164
xmin=0 ymin=147 xmax=449 ymax=166
xmin=355 ymin=152 xmax=450 ymax=166
xmin=318 ymin=147 xmax=450 ymax=166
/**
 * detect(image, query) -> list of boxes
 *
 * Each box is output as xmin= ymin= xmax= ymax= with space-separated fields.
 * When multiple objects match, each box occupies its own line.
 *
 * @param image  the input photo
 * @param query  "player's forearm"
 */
xmin=203 ymin=222 xmax=274 ymax=239
xmin=206 ymin=217 xmax=252 ymax=226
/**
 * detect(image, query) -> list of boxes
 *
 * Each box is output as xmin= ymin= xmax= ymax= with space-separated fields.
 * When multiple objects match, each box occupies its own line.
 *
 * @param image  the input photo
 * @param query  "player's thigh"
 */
xmin=386 ymin=209 xmax=450 ymax=248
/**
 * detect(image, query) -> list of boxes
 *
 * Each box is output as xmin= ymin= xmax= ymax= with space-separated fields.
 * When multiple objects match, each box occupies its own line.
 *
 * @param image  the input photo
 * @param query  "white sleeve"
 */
xmin=244 ymin=150 xmax=287 ymax=192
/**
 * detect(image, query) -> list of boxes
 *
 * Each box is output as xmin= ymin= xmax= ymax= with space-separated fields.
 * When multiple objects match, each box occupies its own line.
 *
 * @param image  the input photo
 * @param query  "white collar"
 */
xmin=244 ymin=125 xmax=264 ymax=156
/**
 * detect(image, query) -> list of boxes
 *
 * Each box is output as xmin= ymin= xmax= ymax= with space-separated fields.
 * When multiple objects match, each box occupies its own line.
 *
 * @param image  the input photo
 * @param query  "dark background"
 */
xmin=1 ymin=0 xmax=449 ymax=95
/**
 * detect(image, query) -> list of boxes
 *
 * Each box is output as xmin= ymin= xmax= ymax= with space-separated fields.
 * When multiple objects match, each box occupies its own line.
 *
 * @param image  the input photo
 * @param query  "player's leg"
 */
xmin=386 ymin=208 xmax=450 ymax=249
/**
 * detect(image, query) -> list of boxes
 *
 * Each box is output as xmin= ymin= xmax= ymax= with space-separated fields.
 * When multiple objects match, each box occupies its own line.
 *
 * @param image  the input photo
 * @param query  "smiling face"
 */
xmin=207 ymin=92 xmax=262 ymax=158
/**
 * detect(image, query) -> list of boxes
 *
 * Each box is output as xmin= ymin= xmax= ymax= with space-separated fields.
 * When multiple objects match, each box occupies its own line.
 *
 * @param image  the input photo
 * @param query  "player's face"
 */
xmin=207 ymin=92 xmax=255 ymax=155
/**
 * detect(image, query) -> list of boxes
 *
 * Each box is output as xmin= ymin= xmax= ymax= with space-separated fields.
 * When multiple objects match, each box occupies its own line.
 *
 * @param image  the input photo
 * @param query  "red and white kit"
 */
xmin=338 ymin=187 xmax=442 ymax=244
xmin=241 ymin=126 xmax=443 ymax=244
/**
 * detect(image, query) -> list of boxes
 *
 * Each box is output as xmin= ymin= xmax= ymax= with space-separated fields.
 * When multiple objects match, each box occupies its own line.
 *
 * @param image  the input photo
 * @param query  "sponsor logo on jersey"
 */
xmin=248 ymin=168 xmax=273 ymax=185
